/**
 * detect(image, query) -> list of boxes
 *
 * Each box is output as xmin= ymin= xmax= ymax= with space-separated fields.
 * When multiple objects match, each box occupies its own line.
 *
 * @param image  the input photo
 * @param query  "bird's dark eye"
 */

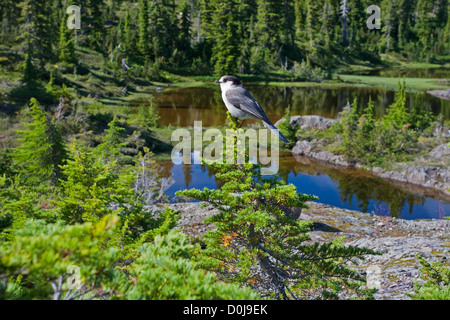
xmin=222 ymin=79 xmax=227 ymax=83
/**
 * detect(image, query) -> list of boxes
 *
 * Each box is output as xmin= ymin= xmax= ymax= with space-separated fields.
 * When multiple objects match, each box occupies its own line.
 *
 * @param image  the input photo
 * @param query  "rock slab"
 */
xmin=276 ymin=115 xmax=336 ymax=131
xmin=168 ymin=201 xmax=450 ymax=300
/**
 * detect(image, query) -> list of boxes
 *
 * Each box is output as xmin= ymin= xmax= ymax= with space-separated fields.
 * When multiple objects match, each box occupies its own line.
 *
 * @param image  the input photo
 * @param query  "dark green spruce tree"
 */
xmin=207 ymin=0 xmax=241 ymax=75
xmin=21 ymin=0 xmax=54 ymax=66
xmin=122 ymin=10 xmax=136 ymax=56
xmin=347 ymin=0 xmax=367 ymax=49
xmin=306 ymin=0 xmax=321 ymax=48
xmin=415 ymin=0 xmax=438 ymax=58
xmin=177 ymin=114 xmax=378 ymax=300
xmin=138 ymin=0 xmax=150 ymax=56
xmin=294 ymin=0 xmax=306 ymax=39
xmin=14 ymin=98 xmax=68 ymax=186
xmin=21 ymin=41 xmax=39 ymax=89
xmin=86 ymin=0 xmax=106 ymax=51
xmin=148 ymin=0 xmax=175 ymax=59
xmin=58 ymin=14 xmax=77 ymax=65
xmin=175 ymin=0 xmax=193 ymax=64
xmin=255 ymin=0 xmax=283 ymax=50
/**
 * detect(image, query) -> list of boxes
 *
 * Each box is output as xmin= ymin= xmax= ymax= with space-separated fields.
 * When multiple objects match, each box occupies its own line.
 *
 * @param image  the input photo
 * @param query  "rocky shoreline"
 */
xmin=168 ymin=201 xmax=450 ymax=300
xmin=292 ymin=140 xmax=450 ymax=198
xmin=165 ymin=116 xmax=449 ymax=300
xmin=279 ymin=115 xmax=450 ymax=198
xmin=428 ymin=88 xmax=450 ymax=101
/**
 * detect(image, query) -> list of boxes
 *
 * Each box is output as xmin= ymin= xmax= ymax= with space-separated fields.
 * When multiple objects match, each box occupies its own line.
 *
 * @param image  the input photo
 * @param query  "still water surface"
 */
xmin=151 ymin=84 xmax=450 ymax=220
xmin=159 ymin=153 xmax=449 ymax=220
xmin=152 ymin=85 xmax=450 ymax=127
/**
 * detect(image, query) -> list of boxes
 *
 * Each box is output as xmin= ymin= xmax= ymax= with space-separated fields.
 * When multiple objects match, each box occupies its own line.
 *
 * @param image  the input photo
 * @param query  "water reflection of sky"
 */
xmin=286 ymin=172 xmax=448 ymax=221
xmin=155 ymin=84 xmax=450 ymax=220
xmin=163 ymin=160 xmax=450 ymax=221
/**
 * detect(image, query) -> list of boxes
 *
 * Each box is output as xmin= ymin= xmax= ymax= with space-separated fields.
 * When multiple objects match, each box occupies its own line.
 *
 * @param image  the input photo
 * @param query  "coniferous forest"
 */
xmin=0 ymin=0 xmax=450 ymax=303
xmin=1 ymin=0 xmax=449 ymax=80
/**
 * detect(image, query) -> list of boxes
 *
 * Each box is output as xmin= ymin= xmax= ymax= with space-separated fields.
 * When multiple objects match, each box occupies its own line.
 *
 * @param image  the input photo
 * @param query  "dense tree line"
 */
xmin=1 ymin=0 xmax=449 ymax=78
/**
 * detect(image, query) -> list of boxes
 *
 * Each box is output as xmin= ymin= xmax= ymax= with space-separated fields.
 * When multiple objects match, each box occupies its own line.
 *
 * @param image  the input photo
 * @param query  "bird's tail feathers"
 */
xmin=262 ymin=121 xmax=290 ymax=144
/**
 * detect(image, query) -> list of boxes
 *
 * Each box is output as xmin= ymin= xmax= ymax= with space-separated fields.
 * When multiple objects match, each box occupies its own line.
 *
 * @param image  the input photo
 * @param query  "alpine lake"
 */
xmin=141 ymin=71 xmax=450 ymax=220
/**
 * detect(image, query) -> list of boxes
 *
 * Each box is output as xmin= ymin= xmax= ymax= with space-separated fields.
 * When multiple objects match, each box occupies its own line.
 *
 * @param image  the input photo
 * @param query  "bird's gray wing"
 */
xmin=226 ymin=87 xmax=290 ymax=143
xmin=225 ymin=87 xmax=271 ymax=122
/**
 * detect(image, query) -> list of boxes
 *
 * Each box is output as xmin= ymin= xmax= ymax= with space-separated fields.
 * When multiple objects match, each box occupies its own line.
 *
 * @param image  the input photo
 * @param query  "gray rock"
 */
xmin=429 ymin=144 xmax=450 ymax=159
xmin=291 ymin=140 xmax=313 ymax=155
xmin=292 ymin=139 xmax=450 ymax=196
xmin=276 ymin=115 xmax=336 ymax=131
xmin=427 ymin=89 xmax=450 ymax=101
xmin=292 ymin=140 xmax=350 ymax=167
xmin=168 ymin=200 xmax=450 ymax=300
xmin=376 ymin=165 xmax=450 ymax=196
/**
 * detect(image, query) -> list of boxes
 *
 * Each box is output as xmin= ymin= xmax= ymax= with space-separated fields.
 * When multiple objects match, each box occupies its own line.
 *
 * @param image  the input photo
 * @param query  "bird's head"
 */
xmin=215 ymin=75 xmax=242 ymax=90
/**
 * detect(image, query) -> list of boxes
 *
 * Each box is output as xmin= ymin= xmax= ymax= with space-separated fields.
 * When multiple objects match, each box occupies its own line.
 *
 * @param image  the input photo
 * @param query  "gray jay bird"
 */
xmin=216 ymin=75 xmax=289 ymax=144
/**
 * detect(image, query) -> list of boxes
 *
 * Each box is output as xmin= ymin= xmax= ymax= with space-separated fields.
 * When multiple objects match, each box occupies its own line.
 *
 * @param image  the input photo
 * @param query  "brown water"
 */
xmin=149 ymin=85 xmax=450 ymax=127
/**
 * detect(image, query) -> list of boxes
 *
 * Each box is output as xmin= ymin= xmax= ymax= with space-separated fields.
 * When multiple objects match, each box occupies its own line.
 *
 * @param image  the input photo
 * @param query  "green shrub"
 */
xmin=0 ymin=216 xmax=258 ymax=300
xmin=0 ymin=216 xmax=123 ymax=300
xmin=331 ymin=80 xmax=425 ymax=167
xmin=408 ymin=255 xmax=450 ymax=300
xmin=136 ymin=97 xmax=160 ymax=129
xmin=177 ymin=114 xmax=378 ymax=300
xmin=278 ymin=106 xmax=299 ymax=145
xmin=125 ymin=231 xmax=259 ymax=300
xmin=291 ymin=59 xmax=326 ymax=82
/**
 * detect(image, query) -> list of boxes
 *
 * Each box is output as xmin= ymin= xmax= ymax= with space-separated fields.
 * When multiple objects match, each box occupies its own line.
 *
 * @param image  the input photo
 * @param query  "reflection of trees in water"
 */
xmin=249 ymin=86 xmax=398 ymax=119
xmin=153 ymin=86 xmax=449 ymax=127
xmin=155 ymin=88 xmax=225 ymax=127
xmin=186 ymin=88 xmax=223 ymax=111
xmin=374 ymin=68 xmax=450 ymax=79
xmin=282 ymin=155 xmax=426 ymax=218
xmin=325 ymin=171 xmax=425 ymax=218
xmin=158 ymin=160 xmax=174 ymax=179
xmin=414 ymin=93 xmax=450 ymax=119
xmin=183 ymin=163 xmax=193 ymax=189
xmin=249 ymin=86 xmax=450 ymax=119
xmin=251 ymin=86 xmax=336 ymax=117
xmin=154 ymin=88 xmax=222 ymax=110
xmin=290 ymin=88 xmax=331 ymax=117
xmin=161 ymin=155 xmax=434 ymax=219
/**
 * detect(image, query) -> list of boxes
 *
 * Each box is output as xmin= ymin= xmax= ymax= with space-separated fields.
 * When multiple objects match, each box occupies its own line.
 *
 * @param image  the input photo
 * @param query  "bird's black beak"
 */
xmin=215 ymin=80 xmax=221 ymax=83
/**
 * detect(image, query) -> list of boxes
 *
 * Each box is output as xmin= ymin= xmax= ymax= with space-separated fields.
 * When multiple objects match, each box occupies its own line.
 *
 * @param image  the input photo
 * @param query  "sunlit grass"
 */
xmin=264 ymin=74 xmax=449 ymax=92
